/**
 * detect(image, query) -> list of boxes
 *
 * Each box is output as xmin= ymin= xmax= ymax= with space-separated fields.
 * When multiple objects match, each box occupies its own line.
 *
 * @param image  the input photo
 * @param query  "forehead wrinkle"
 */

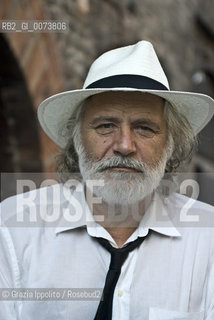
xmin=82 ymin=93 xmax=166 ymax=126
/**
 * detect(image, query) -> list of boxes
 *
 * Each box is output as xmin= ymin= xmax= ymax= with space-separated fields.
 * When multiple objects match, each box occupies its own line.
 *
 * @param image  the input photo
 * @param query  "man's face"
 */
xmin=76 ymin=91 xmax=170 ymax=205
xmin=81 ymin=91 xmax=167 ymax=169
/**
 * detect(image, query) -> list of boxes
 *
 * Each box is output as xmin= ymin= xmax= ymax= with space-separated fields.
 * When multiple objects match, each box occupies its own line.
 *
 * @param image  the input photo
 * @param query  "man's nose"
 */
xmin=113 ymin=126 xmax=136 ymax=156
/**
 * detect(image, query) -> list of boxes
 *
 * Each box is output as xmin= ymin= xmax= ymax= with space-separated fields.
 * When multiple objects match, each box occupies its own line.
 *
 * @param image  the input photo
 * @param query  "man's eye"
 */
xmin=95 ymin=123 xmax=115 ymax=134
xmin=136 ymin=126 xmax=155 ymax=137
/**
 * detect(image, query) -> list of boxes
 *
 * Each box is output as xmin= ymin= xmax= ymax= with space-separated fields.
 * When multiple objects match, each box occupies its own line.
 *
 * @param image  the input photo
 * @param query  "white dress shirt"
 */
xmin=0 ymin=182 xmax=214 ymax=320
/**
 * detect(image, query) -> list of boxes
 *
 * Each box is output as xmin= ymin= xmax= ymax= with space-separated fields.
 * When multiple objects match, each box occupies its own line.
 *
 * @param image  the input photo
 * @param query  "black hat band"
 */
xmin=86 ymin=74 xmax=169 ymax=91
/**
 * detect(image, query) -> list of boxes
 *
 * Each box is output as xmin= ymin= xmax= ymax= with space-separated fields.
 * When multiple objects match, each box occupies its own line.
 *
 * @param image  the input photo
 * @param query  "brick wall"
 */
xmin=0 ymin=0 xmax=64 ymax=172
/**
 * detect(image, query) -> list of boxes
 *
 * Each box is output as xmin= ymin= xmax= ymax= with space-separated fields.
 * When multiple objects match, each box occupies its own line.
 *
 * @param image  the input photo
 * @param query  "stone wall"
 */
xmin=0 ymin=0 xmax=214 ymax=201
xmin=44 ymin=0 xmax=214 ymax=164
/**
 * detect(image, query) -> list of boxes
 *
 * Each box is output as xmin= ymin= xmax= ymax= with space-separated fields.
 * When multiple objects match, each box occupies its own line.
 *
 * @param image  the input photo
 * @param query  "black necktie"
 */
xmin=94 ymin=236 xmax=146 ymax=320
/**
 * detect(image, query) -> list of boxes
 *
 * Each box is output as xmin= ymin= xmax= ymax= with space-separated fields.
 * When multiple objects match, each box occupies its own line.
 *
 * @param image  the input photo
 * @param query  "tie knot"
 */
xmin=96 ymin=236 xmax=145 ymax=271
xmin=110 ymin=251 xmax=129 ymax=271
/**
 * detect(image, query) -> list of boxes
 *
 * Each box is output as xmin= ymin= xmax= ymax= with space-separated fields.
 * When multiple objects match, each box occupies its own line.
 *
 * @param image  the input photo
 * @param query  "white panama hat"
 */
xmin=38 ymin=40 xmax=214 ymax=147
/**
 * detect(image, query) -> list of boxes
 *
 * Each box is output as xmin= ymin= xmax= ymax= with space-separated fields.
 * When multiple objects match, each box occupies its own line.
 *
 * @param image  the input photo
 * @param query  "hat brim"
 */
xmin=38 ymin=88 xmax=214 ymax=147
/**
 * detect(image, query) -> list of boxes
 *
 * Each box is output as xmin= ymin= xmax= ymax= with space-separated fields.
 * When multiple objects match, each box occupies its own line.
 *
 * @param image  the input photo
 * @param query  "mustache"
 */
xmin=90 ymin=156 xmax=149 ymax=173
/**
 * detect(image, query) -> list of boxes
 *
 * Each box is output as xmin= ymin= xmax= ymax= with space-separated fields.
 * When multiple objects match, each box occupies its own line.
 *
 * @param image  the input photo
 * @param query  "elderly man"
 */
xmin=1 ymin=40 xmax=214 ymax=320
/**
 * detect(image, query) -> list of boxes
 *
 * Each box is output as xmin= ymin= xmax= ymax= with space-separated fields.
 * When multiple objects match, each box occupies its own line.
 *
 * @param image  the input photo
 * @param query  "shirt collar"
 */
xmin=55 ymin=182 xmax=181 ymax=238
xmin=137 ymin=192 xmax=181 ymax=238
xmin=55 ymin=181 xmax=89 ymax=234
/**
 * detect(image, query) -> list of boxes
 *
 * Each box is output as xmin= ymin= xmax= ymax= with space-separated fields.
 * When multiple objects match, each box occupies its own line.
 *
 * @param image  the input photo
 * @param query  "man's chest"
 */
xmin=19 ymin=230 xmax=210 ymax=320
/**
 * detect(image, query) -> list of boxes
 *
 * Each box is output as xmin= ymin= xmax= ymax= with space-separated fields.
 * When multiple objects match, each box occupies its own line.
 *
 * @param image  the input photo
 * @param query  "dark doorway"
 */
xmin=0 ymin=34 xmax=43 ymax=200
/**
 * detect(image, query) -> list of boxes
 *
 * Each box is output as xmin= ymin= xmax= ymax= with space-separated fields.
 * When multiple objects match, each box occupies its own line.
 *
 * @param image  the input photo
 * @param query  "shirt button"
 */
xmin=118 ymin=290 xmax=123 ymax=297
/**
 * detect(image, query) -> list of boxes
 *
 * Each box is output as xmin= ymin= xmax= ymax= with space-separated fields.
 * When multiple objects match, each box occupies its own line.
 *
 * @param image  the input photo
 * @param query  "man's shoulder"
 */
xmin=166 ymin=192 xmax=214 ymax=242
xmin=1 ymin=183 xmax=63 ymax=219
xmin=170 ymin=192 xmax=214 ymax=212
xmin=0 ymin=182 xmax=86 ymax=228
xmin=0 ymin=182 xmax=88 ymax=258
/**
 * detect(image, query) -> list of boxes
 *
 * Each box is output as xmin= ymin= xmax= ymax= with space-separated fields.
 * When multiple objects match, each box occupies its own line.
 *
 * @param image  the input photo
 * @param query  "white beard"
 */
xmin=77 ymin=147 xmax=170 ymax=206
